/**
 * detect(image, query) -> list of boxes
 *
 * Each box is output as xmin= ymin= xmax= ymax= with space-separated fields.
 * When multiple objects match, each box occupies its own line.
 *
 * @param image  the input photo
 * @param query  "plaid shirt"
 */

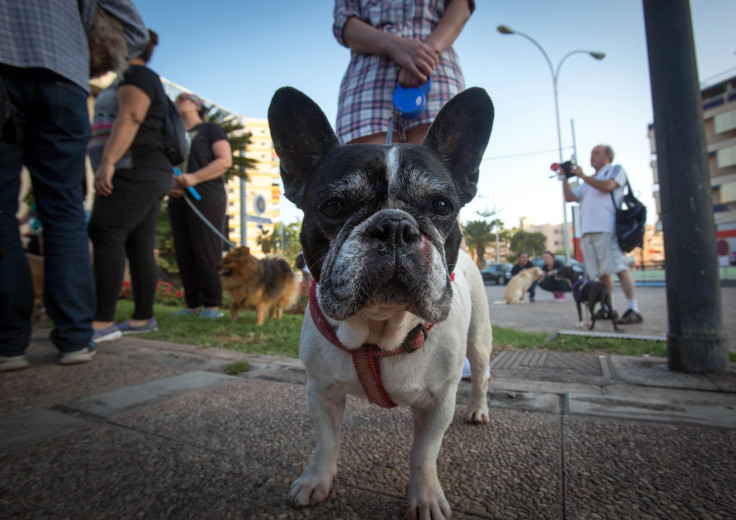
xmin=0 ymin=0 xmax=148 ymax=93
xmin=333 ymin=0 xmax=473 ymax=143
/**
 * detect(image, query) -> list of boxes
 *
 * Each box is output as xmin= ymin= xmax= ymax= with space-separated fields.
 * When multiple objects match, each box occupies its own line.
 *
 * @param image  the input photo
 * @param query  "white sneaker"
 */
xmin=0 ymin=355 xmax=30 ymax=372
xmin=58 ymin=343 xmax=97 ymax=366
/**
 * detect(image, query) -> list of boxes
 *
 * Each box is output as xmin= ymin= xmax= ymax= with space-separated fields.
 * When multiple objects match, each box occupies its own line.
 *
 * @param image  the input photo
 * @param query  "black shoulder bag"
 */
xmin=611 ymin=177 xmax=647 ymax=253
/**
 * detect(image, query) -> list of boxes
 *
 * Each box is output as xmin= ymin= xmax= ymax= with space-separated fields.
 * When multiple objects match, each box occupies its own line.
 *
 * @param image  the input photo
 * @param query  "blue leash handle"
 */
xmin=173 ymin=167 xmax=201 ymax=201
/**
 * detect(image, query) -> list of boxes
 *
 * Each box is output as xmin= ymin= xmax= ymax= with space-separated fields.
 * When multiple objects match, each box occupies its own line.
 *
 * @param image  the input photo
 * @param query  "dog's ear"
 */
xmin=268 ymin=87 xmax=339 ymax=210
xmin=422 ymin=87 xmax=493 ymax=205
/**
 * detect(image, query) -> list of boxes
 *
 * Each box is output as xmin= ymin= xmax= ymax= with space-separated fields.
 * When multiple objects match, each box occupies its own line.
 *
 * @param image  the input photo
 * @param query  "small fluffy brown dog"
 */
xmin=219 ymin=247 xmax=298 ymax=326
xmin=495 ymin=266 xmax=544 ymax=304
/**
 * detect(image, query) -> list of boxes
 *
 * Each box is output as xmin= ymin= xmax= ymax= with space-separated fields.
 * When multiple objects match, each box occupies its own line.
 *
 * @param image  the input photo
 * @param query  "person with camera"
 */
xmin=561 ymin=145 xmax=642 ymax=324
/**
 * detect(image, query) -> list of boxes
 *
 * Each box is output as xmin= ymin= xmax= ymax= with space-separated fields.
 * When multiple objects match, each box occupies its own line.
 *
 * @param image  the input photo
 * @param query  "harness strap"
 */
xmin=308 ymin=281 xmax=435 ymax=408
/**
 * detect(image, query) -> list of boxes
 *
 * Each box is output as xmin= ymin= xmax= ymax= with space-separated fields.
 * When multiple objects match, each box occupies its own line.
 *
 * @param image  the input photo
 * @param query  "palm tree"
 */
xmin=204 ymin=108 xmax=257 ymax=181
xmin=463 ymin=220 xmax=495 ymax=268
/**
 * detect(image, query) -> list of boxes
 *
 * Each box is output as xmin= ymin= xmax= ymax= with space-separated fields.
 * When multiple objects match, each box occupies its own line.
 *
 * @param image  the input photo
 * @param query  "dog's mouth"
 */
xmin=219 ymin=267 xmax=233 ymax=277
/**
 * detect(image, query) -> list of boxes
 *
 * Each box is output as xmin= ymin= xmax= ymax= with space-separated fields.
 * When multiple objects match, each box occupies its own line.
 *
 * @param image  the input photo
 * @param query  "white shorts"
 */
xmin=581 ymin=232 xmax=628 ymax=278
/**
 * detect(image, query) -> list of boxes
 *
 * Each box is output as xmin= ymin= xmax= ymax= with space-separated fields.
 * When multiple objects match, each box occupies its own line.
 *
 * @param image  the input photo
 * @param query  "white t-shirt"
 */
xmin=572 ymin=164 xmax=627 ymax=234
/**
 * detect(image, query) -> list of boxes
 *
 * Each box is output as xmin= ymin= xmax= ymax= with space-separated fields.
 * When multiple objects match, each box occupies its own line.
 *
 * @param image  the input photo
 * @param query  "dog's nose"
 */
xmin=367 ymin=217 xmax=420 ymax=248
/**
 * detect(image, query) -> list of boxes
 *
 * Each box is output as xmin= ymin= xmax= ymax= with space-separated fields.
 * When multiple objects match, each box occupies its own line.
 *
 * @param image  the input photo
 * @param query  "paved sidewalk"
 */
xmin=1 ymin=328 xmax=735 ymax=519
xmin=484 ymin=283 xmax=736 ymax=353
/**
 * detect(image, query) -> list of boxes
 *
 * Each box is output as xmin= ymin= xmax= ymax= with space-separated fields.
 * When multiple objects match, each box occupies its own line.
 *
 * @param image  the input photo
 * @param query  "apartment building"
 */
xmin=649 ymin=73 xmax=736 ymax=266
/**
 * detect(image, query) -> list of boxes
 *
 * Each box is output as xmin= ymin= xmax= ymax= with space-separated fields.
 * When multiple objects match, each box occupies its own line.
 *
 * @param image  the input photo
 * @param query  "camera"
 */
xmin=559 ymin=160 xmax=576 ymax=178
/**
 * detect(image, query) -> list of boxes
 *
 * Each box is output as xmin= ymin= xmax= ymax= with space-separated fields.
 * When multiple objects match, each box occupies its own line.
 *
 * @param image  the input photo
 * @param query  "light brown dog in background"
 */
xmin=495 ymin=266 xmax=544 ymax=304
xmin=219 ymin=247 xmax=298 ymax=326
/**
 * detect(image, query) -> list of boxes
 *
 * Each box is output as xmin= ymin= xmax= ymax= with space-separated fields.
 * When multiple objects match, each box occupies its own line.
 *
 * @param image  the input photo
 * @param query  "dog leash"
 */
xmin=308 ymin=281 xmax=435 ymax=408
xmin=178 ymin=187 xmax=238 ymax=249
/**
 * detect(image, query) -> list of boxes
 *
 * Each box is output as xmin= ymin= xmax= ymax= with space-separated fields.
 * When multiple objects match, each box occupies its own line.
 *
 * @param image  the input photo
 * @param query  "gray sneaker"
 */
xmin=92 ymin=323 xmax=122 ymax=343
xmin=118 ymin=317 xmax=158 ymax=334
xmin=59 ymin=343 xmax=97 ymax=366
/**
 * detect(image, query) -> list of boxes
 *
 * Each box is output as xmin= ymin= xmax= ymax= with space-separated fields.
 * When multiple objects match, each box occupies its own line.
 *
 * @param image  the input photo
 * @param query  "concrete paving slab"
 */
xmin=564 ymin=393 xmax=736 ymax=429
xmin=0 ymin=408 xmax=91 ymax=452
xmin=488 ymin=376 xmax=604 ymax=397
xmin=68 ymin=371 xmax=238 ymax=418
xmin=610 ymin=355 xmax=721 ymax=391
xmin=603 ymin=384 xmax=736 ymax=407
xmin=109 ymin=377 xmax=564 ymax=518
xmin=563 ymin=415 xmax=736 ymax=519
xmin=0 ymin=331 xmax=251 ymax=416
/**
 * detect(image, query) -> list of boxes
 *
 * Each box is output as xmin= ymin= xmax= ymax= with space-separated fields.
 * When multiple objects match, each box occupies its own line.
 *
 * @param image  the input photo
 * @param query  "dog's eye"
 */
xmin=430 ymin=197 xmax=453 ymax=216
xmin=320 ymin=199 xmax=344 ymax=219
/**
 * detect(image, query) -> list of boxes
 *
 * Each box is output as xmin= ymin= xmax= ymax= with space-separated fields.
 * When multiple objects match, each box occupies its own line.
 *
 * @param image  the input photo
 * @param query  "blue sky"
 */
xmin=137 ymin=0 xmax=736 ymax=229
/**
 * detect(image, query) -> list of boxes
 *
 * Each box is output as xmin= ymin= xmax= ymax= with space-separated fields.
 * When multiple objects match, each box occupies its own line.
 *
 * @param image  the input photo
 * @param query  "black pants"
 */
xmin=539 ymin=276 xmax=572 ymax=293
xmin=88 ymin=167 xmax=171 ymax=322
xmin=168 ymin=194 xmax=225 ymax=309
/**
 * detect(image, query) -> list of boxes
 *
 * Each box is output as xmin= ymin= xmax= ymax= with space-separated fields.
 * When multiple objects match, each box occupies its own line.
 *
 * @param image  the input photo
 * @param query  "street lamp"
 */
xmin=497 ymin=24 xmax=605 ymax=264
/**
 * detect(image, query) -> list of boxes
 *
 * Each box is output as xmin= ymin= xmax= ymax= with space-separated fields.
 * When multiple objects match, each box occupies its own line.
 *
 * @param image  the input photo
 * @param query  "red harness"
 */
xmin=308 ymin=281 xmax=439 ymax=408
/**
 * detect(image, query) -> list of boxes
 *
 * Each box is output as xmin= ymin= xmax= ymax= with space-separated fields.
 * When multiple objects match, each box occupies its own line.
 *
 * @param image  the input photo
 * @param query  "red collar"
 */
xmin=308 ymin=281 xmax=437 ymax=408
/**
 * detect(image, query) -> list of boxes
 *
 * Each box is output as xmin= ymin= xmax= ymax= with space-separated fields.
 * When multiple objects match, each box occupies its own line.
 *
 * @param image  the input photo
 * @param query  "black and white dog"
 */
xmin=268 ymin=87 xmax=494 ymax=519
xmin=556 ymin=266 xmax=619 ymax=331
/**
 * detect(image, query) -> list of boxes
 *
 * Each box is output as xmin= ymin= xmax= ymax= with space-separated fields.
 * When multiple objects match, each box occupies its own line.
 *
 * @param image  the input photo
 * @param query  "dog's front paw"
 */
xmin=464 ymin=405 xmax=489 ymax=424
xmin=287 ymin=470 xmax=335 ymax=508
xmin=406 ymin=481 xmax=451 ymax=520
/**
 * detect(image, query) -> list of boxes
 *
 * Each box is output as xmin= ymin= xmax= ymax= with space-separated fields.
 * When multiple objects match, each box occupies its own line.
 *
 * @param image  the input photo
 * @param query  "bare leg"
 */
xmin=347 ymin=132 xmax=399 ymax=145
xmin=617 ymin=269 xmax=637 ymax=300
xmin=405 ymin=123 xmax=432 ymax=145
xmin=599 ymin=274 xmax=614 ymax=296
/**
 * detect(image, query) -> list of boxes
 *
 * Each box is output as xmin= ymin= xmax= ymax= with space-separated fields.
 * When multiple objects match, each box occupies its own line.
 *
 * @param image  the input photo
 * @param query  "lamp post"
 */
xmin=497 ymin=24 xmax=605 ymax=264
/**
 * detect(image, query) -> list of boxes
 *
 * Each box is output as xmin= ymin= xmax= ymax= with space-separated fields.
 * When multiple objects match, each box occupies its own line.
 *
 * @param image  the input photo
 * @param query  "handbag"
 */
xmin=611 ymin=179 xmax=647 ymax=253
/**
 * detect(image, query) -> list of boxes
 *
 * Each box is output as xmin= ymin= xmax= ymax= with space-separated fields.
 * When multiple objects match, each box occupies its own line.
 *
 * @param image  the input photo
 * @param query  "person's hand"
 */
xmin=570 ymin=164 xmax=584 ymax=178
xmin=398 ymin=68 xmax=428 ymax=88
xmin=391 ymin=37 xmax=439 ymax=84
xmin=94 ymin=162 xmax=116 ymax=196
xmin=168 ymin=179 xmax=185 ymax=198
xmin=174 ymin=172 xmax=197 ymax=189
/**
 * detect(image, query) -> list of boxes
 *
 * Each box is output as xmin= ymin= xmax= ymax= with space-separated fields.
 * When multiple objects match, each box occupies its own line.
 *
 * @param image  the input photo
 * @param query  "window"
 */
xmin=714 ymin=109 xmax=736 ymax=134
xmin=716 ymin=145 xmax=736 ymax=168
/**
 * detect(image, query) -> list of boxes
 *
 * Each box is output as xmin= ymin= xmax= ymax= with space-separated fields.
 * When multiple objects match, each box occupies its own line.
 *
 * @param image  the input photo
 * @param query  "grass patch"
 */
xmin=492 ymin=325 xmax=668 ymax=358
xmin=224 ymin=361 xmax=251 ymax=375
xmin=40 ymin=300 xmax=729 ymax=362
xmin=113 ymin=300 xmax=302 ymax=357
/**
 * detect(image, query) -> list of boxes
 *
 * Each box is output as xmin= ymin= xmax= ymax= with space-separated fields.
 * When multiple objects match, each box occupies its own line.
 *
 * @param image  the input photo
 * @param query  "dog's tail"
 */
xmin=492 ymin=300 xmax=508 ymax=305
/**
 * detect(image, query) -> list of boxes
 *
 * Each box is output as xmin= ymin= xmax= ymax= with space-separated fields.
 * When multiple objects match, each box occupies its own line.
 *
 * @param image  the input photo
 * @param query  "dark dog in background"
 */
xmin=556 ymin=266 xmax=619 ymax=331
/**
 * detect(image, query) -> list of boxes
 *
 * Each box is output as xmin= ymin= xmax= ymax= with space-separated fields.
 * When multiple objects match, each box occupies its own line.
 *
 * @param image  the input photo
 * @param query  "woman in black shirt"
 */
xmin=88 ymin=31 xmax=172 ymax=341
xmin=168 ymin=92 xmax=232 ymax=319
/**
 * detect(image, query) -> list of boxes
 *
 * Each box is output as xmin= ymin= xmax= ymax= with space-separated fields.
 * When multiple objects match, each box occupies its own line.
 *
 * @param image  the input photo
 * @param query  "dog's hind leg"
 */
xmin=288 ymin=380 xmax=346 ymax=508
xmin=460 ymin=255 xmax=492 ymax=424
xmin=255 ymin=302 xmax=269 ymax=326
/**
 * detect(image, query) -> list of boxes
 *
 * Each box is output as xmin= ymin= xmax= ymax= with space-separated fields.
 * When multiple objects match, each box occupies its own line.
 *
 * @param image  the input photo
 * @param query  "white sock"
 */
xmin=627 ymin=299 xmax=639 ymax=313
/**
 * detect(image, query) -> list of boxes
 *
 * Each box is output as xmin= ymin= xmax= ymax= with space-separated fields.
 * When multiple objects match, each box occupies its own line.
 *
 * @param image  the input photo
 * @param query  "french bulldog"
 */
xmin=268 ymin=86 xmax=494 ymax=519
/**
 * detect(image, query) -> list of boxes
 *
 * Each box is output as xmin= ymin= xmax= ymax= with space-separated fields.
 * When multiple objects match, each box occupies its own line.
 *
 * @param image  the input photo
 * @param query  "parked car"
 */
xmin=531 ymin=255 xmax=586 ymax=276
xmin=481 ymin=262 xmax=512 ymax=285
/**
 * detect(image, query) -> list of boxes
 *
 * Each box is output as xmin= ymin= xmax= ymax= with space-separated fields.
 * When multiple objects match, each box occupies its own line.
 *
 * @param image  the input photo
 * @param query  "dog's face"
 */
xmin=268 ymin=88 xmax=493 ymax=323
xmin=555 ymin=266 xmax=580 ymax=283
xmin=218 ymin=247 xmax=257 ymax=282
